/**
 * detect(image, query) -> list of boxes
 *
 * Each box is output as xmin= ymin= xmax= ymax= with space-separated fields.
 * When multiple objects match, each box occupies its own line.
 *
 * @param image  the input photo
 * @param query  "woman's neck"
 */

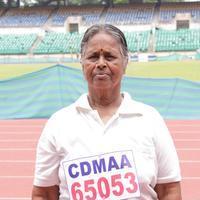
xmin=87 ymin=88 xmax=123 ymax=124
xmin=88 ymin=88 xmax=122 ymax=109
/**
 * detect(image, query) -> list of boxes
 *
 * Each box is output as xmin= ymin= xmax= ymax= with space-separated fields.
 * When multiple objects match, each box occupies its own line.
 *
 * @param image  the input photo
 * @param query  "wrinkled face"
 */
xmin=81 ymin=32 xmax=128 ymax=90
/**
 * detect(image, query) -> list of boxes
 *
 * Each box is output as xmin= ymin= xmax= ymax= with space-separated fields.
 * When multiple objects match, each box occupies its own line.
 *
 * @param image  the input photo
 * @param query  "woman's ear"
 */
xmin=80 ymin=54 xmax=87 ymax=80
xmin=80 ymin=58 xmax=84 ymax=71
xmin=80 ymin=57 xmax=82 ymax=65
xmin=123 ymin=56 xmax=128 ymax=74
xmin=81 ymin=64 xmax=87 ymax=80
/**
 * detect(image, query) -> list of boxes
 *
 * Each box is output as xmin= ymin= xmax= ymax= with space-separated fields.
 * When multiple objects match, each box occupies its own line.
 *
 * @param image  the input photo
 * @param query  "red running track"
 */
xmin=0 ymin=119 xmax=200 ymax=200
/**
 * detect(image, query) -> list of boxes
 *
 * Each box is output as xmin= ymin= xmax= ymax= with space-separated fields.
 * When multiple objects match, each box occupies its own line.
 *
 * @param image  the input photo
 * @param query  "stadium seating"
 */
xmin=0 ymin=7 xmax=52 ymax=27
xmin=33 ymin=30 xmax=150 ymax=54
xmin=0 ymin=28 xmax=199 ymax=55
xmin=0 ymin=3 xmax=199 ymax=55
xmin=155 ymin=29 xmax=200 ymax=52
xmin=105 ymin=4 xmax=154 ymax=25
xmin=125 ymin=31 xmax=150 ymax=52
xmin=159 ymin=2 xmax=200 ymax=23
xmin=34 ymin=32 xmax=83 ymax=54
xmin=51 ymin=6 xmax=104 ymax=26
xmin=0 ymin=34 xmax=37 ymax=54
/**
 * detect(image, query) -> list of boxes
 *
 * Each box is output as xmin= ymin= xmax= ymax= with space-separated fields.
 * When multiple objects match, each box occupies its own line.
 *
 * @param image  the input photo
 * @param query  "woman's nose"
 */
xmin=96 ymin=56 xmax=106 ymax=69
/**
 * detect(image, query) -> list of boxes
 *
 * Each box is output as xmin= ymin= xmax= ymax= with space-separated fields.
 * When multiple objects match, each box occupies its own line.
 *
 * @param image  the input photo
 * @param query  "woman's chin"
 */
xmin=91 ymin=83 xmax=112 ymax=90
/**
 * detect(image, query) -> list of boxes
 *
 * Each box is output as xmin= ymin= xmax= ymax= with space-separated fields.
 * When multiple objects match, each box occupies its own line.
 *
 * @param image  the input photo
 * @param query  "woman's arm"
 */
xmin=32 ymin=185 xmax=59 ymax=200
xmin=154 ymin=182 xmax=182 ymax=200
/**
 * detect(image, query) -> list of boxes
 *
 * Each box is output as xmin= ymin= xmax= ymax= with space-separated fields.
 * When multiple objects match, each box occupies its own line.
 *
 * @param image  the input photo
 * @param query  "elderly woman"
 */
xmin=32 ymin=24 xmax=182 ymax=200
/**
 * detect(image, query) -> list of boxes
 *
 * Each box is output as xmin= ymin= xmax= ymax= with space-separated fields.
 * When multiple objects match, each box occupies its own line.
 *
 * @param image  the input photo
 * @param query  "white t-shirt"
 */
xmin=33 ymin=92 xmax=181 ymax=200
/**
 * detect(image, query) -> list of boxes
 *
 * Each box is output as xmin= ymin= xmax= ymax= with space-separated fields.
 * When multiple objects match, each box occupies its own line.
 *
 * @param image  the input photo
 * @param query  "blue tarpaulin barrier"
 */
xmin=0 ymin=64 xmax=200 ymax=119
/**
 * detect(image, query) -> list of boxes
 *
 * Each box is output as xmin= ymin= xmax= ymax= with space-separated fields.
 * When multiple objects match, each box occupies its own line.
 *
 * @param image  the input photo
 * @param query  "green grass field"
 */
xmin=0 ymin=60 xmax=199 ymax=81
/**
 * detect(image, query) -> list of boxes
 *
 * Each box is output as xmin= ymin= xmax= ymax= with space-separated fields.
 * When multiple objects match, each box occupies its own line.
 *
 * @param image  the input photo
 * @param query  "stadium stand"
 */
xmin=104 ymin=4 xmax=155 ymax=25
xmin=51 ymin=5 xmax=104 ymax=26
xmin=155 ymin=29 xmax=200 ymax=51
xmin=0 ymin=33 xmax=37 ymax=54
xmin=0 ymin=3 xmax=199 ymax=55
xmin=33 ymin=30 xmax=151 ymax=54
xmin=34 ymin=32 xmax=83 ymax=54
xmin=0 ymin=28 xmax=197 ymax=55
xmin=125 ymin=31 xmax=151 ymax=52
xmin=0 ymin=7 xmax=53 ymax=27
xmin=34 ymin=30 xmax=151 ymax=54
xmin=159 ymin=2 xmax=200 ymax=23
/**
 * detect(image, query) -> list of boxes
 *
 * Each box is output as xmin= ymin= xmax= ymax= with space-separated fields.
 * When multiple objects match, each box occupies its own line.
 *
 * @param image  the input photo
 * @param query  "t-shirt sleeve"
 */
xmin=33 ymin=116 xmax=60 ymax=187
xmin=153 ymin=110 xmax=181 ymax=184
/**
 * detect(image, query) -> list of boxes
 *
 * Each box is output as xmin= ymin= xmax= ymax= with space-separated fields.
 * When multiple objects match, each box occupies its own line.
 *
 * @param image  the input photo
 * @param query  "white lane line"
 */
xmin=175 ymin=139 xmax=200 ymax=141
xmin=0 ymin=176 xmax=199 ymax=180
xmin=0 ymin=148 xmax=35 ymax=151
xmin=166 ymin=123 xmax=200 ymax=126
xmin=180 ymin=160 xmax=200 ymax=163
xmin=169 ymin=129 xmax=199 ymax=134
xmin=0 ymin=139 xmax=38 ymax=142
xmin=0 ymin=198 xmax=31 ymax=200
xmin=1 ymin=160 xmax=199 ymax=164
xmin=167 ymin=124 xmax=200 ymax=127
xmin=0 ymin=139 xmax=37 ymax=142
xmin=182 ymin=177 xmax=200 ymax=180
xmin=0 ymin=132 xmax=40 ymax=134
xmin=177 ymin=148 xmax=200 ymax=150
xmin=0 ymin=160 xmax=34 ymax=163
xmin=0 ymin=176 xmax=33 ymax=178
xmin=0 ymin=124 xmax=44 ymax=127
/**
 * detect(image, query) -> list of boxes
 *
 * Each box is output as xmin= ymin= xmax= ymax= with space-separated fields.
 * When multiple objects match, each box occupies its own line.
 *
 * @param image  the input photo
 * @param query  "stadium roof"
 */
xmin=0 ymin=0 xmax=154 ymax=7
xmin=1 ymin=0 xmax=200 ymax=8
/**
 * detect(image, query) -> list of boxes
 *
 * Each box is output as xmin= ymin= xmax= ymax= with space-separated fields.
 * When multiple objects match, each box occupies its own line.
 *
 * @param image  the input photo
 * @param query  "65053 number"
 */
xmin=71 ymin=172 xmax=138 ymax=200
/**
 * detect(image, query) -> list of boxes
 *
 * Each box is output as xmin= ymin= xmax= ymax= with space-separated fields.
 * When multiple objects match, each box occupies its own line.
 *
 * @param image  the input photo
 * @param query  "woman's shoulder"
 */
xmin=51 ymin=103 xmax=77 ymax=120
xmin=123 ymin=92 xmax=160 ymax=116
xmin=49 ymin=93 xmax=89 ymax=121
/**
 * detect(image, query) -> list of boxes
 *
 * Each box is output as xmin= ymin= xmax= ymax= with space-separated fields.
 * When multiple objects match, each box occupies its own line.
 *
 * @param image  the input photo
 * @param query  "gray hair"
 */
xmin=81 ymin=24 xmax=128 ymax=58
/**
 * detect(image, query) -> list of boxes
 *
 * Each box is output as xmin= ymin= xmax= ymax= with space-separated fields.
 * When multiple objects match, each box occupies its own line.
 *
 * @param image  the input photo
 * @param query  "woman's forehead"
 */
xmin=85 ymin=44 xmax=121 ymax=56
xmin=81 ymin=31 xmax=127 ymax=57
xmin=85 ymin=32 xmax=120 ymax=50
xmin=88 ymin=32 xmax=119 ymax=44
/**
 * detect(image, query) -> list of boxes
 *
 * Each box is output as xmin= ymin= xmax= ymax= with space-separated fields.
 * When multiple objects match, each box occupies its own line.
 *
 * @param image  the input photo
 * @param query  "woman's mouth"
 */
xmin=94 ymin=73 xmax=110 ymax=80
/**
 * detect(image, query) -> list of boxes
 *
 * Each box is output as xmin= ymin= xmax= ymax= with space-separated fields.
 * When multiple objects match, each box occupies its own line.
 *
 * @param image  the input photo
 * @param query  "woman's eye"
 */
xmin=88 ymin=55 xmax=98 ymax=61
xmin=106 ymin=55 xmax=115 ymax=61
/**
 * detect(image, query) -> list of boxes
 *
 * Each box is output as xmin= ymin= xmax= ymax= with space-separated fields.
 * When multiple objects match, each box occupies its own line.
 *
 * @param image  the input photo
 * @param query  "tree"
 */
xmin=0 ymin=0 xmax=6 ymax=7
xmin=113 ymin=0 xmax=128 ymax=3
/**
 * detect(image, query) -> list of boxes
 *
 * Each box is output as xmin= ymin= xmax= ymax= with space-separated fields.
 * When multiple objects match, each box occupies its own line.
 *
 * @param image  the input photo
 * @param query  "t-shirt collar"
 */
xmin=118 ymin=92 xmax=143 ymax=115
xmin=75 ymin=92 xmax=143 ymax=115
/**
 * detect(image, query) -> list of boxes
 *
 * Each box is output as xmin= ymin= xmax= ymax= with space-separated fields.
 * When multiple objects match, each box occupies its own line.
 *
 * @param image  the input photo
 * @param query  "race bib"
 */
xmin=63 ymin=150 xmax=140 ymax=200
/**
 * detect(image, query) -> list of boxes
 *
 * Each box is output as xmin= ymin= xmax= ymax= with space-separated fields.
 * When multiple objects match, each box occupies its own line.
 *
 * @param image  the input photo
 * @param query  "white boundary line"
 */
xmin=182 ymin=177 xmax=200 ymax=180
xmin=0 ymin=176 xmax=200 ymax=180
xmin=0 ymin=124 xmax=44 ymax=126
xmin=0 ymin=160 xmax=34 ymax=163
xmin=0 ymin=132 xmax=40 ymax=134
xmin=0 ymin=176 xmax=33 ymax=178
xmin=177 ymin=148 xmax=200 ymax=150
xmin=166 ymin=123 xmax=200 ymax=126
xmin=0 ymin=198 xmax=31 ymax=200
xmin=175 ymin=139 xmax=200 ymax=141
xmin=180 ymin=160 xmax=200 ymax=163
xmin=171 ymin=131 xmax=200 ymax=133
xmin=0 ymin=148 xmax=35 ymax=151
xmin=0 ymin=138 xmax=194 ymax=142
xmin=0 ymin=139 xmax=37 ymax=142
